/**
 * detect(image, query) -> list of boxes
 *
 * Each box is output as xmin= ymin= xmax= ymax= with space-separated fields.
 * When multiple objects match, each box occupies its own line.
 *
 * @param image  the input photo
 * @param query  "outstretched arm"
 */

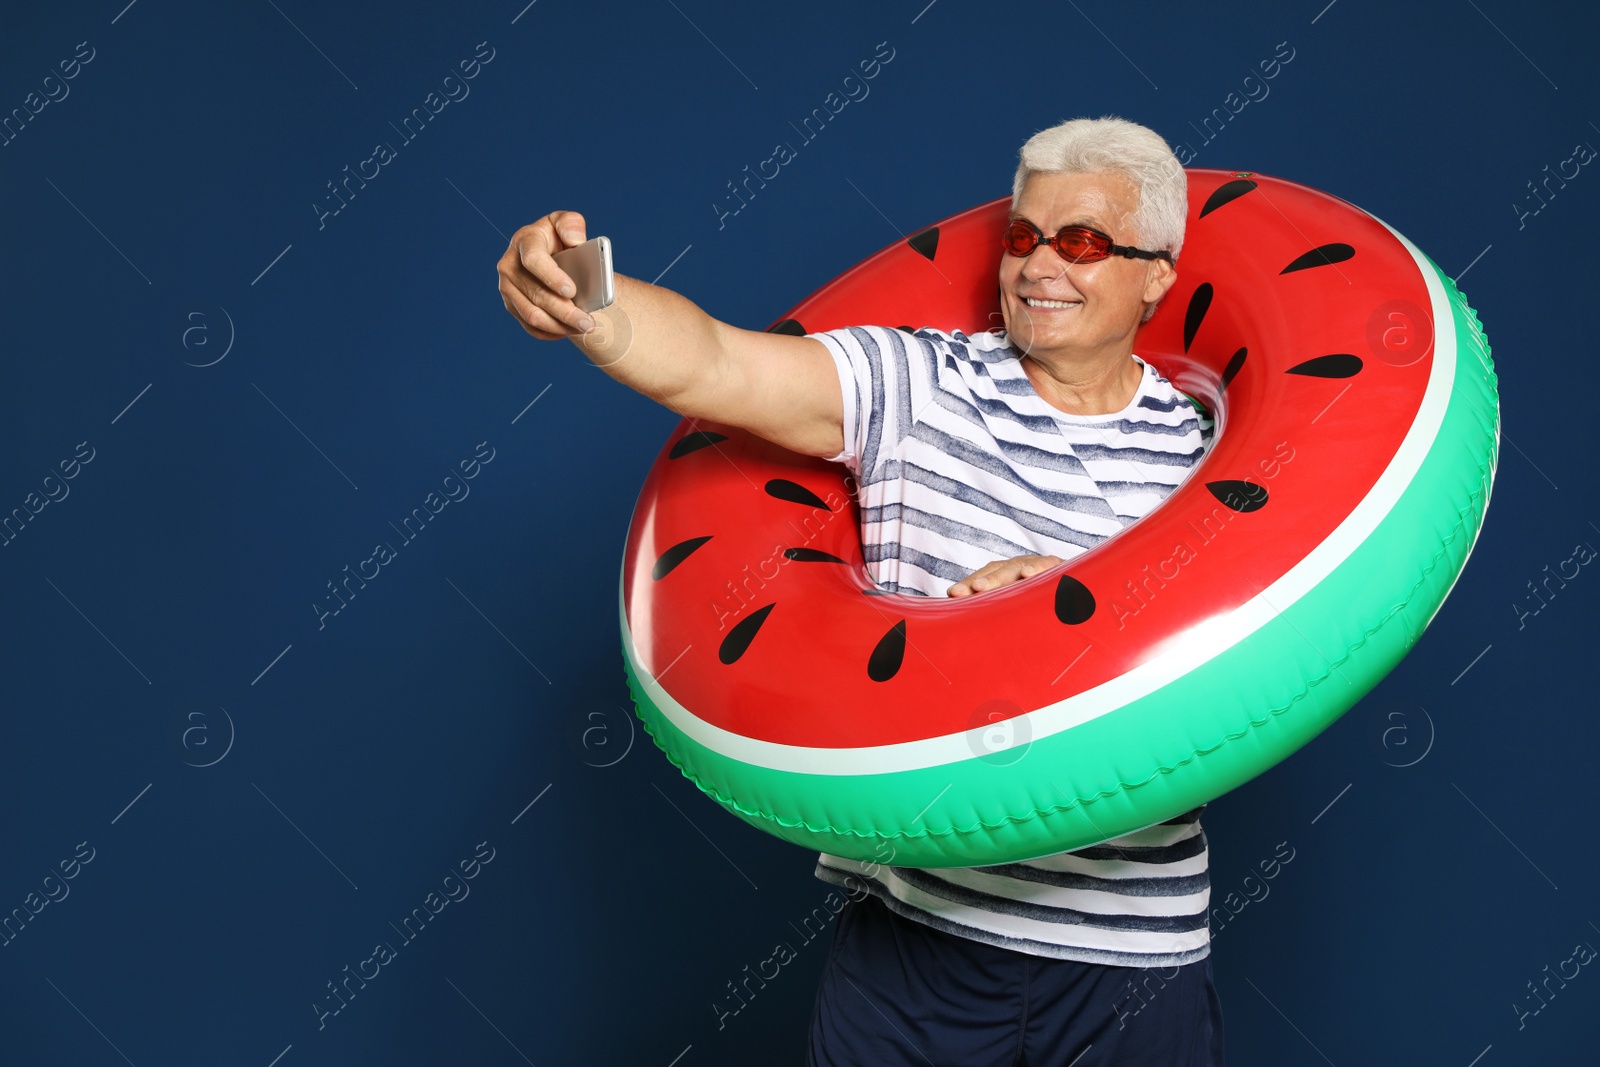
xmin=497 ymin=211 xmax=845 ymax=459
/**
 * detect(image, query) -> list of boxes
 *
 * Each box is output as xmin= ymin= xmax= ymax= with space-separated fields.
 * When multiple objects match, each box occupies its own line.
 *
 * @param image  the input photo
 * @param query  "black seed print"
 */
xmin=1206 ymin=480 xmax=1269 ymax=513
xmin=767 ymin=318 xmax=806 ymax=335
xmin=669 ymin=431 xmax=728 ymax=458
xmin=868 ymin=620 xmax=907 ymax=682
xmin=1055 ymin=574 xmax=1096 ymax=625
xmin=1281 ymin=244 xmax=1355 ymax=274
xmin=907 ymin=226 xmax=940 ymax=261
xmin=1199 ymin=179 xmax=1258 ymax=218
xmin=1286 ymin=354 xmax=1363 ymax=378
xmin=784 ymin=548 xmax=848 ymax=564
xmin=1184 ymin=284 xmax=1213 ymax=352
xmin=652 ymin=535 xmax=712 ymax=579
xmin=719 ymin=603 xmax=776 ymax=664
xmin=1220 ymin=347 xmax=1247 ymax=393
xmin=765 ymin=479 xmax=832 ymax=509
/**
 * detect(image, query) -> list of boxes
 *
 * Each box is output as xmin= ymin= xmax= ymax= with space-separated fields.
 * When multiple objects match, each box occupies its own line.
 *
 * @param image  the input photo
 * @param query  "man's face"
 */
xmin=998 ymin=169 xmax=1176 ymax=363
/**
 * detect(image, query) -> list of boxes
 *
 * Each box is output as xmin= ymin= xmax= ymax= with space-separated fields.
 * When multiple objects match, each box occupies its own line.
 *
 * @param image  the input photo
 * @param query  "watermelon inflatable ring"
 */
xmin=618 ymin=168 xmax=1500 ymax=867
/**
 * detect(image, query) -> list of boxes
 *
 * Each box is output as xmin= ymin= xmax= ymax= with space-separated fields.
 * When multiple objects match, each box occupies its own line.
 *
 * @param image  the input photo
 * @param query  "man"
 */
xmin=498 ymin=115 xmax=1223 ymax=1066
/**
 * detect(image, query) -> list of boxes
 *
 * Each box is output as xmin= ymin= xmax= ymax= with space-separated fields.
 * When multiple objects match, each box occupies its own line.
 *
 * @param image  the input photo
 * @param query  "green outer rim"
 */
xmin=622 ymin=256 xmax=1498 ymax=867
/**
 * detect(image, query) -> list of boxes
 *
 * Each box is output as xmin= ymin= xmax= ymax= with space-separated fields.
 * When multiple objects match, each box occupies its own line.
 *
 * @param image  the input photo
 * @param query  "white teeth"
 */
xmin=1025 ymin=298 xmax=1080 ymax=308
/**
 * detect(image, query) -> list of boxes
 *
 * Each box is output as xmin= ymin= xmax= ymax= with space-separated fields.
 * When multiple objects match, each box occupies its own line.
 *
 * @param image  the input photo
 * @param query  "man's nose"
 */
xmin=1022 ymin=245 xmax=1073 ymax=283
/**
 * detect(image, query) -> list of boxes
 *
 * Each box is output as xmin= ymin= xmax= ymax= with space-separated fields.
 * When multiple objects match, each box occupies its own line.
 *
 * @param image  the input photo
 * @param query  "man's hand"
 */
xmin=948 ymin=554 xmax=1065 ymax=598
xmin=497 ymin=210 xmax=599 ymax=339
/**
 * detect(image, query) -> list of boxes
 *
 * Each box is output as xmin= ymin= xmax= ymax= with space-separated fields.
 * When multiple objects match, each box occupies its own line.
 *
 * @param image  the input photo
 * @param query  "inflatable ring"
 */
xmin=619 ymin=168 xmax=1499 ymax=867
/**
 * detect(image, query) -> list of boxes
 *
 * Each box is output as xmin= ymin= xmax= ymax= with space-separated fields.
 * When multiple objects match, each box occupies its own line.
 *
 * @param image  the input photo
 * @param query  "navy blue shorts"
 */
xmin=807 ymin=893 xmax=1225 ymax=1067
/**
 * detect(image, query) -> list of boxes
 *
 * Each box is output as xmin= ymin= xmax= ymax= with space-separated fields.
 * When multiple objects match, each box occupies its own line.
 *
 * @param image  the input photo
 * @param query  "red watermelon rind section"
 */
xmin=621 ymin=243 xmax=1497 ymax=867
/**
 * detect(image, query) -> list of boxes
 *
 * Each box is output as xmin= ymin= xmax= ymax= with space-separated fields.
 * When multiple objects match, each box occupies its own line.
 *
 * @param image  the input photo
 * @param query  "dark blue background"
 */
xmin=2 ymin=1 xmax=1595 ymax=1064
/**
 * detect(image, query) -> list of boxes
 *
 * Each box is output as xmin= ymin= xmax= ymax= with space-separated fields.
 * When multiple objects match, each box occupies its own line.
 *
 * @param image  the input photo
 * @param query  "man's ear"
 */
xmin=1143 ymin=257 xmax=1178 ymax=306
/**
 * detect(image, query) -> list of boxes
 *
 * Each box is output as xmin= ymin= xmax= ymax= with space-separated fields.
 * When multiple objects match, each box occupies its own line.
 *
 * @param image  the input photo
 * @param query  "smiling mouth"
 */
xmin=1023 ymin=297 xmax=1081 ymax=309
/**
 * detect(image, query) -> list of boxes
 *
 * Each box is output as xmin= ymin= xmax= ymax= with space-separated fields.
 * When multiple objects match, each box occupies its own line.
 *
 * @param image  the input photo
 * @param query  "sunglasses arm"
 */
xmin=1111 ymin=245 xmax=1174 ymax=263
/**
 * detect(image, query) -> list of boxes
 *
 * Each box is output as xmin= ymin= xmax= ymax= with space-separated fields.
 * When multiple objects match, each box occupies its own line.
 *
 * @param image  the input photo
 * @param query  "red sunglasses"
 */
xmin=1001 ymin=219 xmax=1173 ymax=264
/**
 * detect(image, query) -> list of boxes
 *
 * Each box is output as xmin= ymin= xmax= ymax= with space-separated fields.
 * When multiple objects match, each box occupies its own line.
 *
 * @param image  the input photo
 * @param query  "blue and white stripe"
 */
xmin=815 ymin=325 xmax=1213 ymax=597
xmin=816 ymin=808 xmax=1212 ymax=966
xmin=810 ymin=323 xmax=1216 ymax=965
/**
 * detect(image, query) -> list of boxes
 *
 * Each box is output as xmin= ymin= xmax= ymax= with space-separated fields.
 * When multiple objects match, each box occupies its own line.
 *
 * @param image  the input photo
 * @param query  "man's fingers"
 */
xmin=545 ymin=210 xmax=588 ymax=296
xmin=501 ymin=258 xmax=593 ymax=334
xmin=503 ymin=285 xmax=574 ymax=339
xmin=516 ymin=237 xmax=577 ymax=302
xmin=969 ymin=566 xmax=1010 ymax=590
xmin=950 ymin=561 xmax=1007 ymax=596
xmin=498 ymin=212 xmax=598 ymax=338
xmin=551 ymin=209 xmax=587 ymax=248
xmin=525 ymin=281 xmax=593 ymax=332
xmin=508 ymin=214 xmax=585 ymax=296
xmin=947 ymin=555 xmax=1063 ymax=597
xmin=952 ymin=565 xmax=995 ymax=595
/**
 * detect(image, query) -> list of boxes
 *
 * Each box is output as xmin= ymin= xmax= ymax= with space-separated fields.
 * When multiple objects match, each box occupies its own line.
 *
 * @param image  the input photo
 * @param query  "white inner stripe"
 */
xmin=622 ymin=220 xmax=1458 ymax=776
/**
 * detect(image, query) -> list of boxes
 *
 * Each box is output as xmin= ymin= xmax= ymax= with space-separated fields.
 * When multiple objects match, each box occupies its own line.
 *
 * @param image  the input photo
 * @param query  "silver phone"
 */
xmin=552 ymin=235 xmax=615 ymax=312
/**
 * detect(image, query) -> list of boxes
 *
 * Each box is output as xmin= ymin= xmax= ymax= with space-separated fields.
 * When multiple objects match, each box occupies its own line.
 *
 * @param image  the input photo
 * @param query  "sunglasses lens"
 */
xmin=1002 ymin=222 xmax=1038 ymax=256
xmin=1056 ymin=228 xmax=1107 ymax=262
xmin=1003 ymin=223 xmax=1117 ymax=261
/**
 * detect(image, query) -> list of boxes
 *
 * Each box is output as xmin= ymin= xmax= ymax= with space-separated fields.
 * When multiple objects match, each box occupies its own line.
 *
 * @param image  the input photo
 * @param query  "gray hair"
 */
xmin=1011 ymin=115 xmax=1187 ymax=283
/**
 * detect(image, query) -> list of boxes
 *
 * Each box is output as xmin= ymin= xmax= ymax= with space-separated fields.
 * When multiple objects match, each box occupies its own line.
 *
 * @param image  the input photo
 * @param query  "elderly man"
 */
xmin=499 ymin=115 xmax=1224 ymax=1066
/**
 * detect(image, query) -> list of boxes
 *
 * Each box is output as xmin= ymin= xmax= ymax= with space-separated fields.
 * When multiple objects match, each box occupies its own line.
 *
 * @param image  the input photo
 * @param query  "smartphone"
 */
xmin=552 ymin=236 xmax=615 ymax=313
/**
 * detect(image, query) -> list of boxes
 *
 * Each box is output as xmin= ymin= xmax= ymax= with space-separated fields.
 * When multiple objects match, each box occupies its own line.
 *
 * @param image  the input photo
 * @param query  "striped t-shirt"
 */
xmin=808 ymin=323 xmax=1216 ymax=967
